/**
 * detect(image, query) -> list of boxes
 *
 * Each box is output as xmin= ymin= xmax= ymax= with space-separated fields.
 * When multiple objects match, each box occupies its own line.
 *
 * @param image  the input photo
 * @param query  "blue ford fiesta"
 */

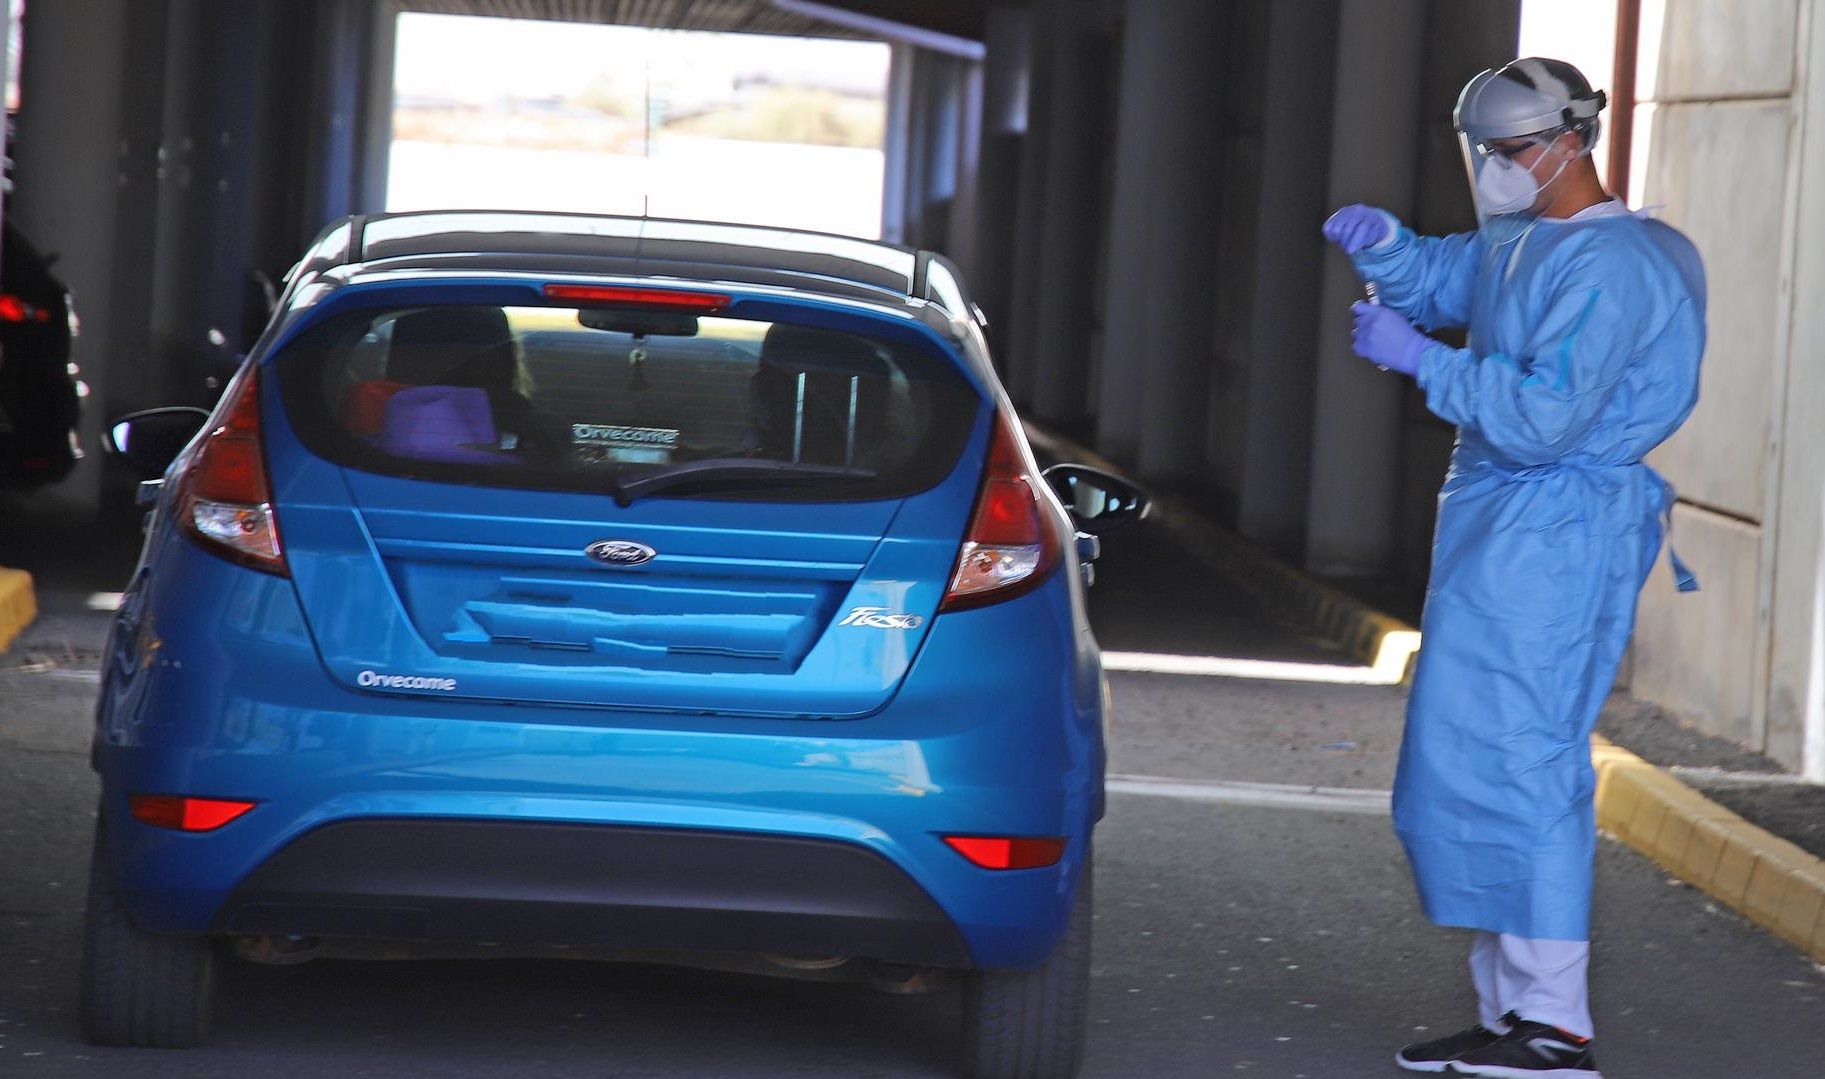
xmin=85 ymin=212 xmax=1146 ymax=1077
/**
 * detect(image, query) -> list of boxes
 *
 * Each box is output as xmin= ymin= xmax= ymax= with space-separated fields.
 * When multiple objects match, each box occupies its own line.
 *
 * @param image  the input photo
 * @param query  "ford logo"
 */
xmin=585 ymin=540 xmax=656 ymax=567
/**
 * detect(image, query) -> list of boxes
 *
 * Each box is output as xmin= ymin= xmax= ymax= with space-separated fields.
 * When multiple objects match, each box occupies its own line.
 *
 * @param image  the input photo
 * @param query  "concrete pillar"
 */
xmin=1626 ymin=0 xmax=1794 ymax=763
xmin=968 ymin=4 xmax=1032 ymax=360
xmin=1303 ymin=0 xmax=1426 ymax=577
xmin=101 ymin=0 xmax=175 ymax=417
xmin=944 ymin=57 xmax=985 ymax=270
xmin=9 ymin=0 xmax=142 ymax=514
xmin=359 ymin=2 xmax=398 ymax=214
xmin=1120 ymin=0 xmax=1228 ymax=482
xmin=149 ymin=0 xmax=275 ymax=407
xmin=833 ymin=10 xmax=984 ymax=249
xmin=1233 ymin=0 xmax=1339 ymax=550
xmin=911 ymin=52 xmax=963 ymax=252
xmin=300 ymin=0 xmax=386 ymax=230
xmin=0 ymin=4 xmax=12 ymax=243
xmin=301 ymin=1 xmax=353 ymax=229
xmin=1026 ymin=0 xmax=1108 ymax=424
xmin=1093 ymin=0 xmax=1175 ymax=463
xmin=1003 ymin=6 xmax=1056 ymax=407
xmin=881 ymin=43 xmax=915 ymax=244
xmin=1752 ymin=0 xmax=1825 ymax=781
xmin=899 ymin=49 xmax=933 ymax=246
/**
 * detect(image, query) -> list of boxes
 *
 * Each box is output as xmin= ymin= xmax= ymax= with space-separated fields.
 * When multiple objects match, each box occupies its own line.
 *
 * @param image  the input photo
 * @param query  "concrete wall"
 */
xmin=1627 ymin=0 xmax=1822 ymax=774
xmin=1394 ymin=3 xmax=1522 ymax=584
xmin=1303 ymin=0 xmax=1423 ymax=578
xmin=1771 ymin=0 xmax=1825 ymax=781
xmin=1208 ymin=1 xmax=1269 ymax=516
xmin=11 ymin=0 xmax=398 ymax=453
xmin=8 ymin=0 xmax=138 ymax=516
xmin=982 ymin=0 xmax=1516 ymax=580
xmin=1303 ymin=0 xmax=1515 ymax=578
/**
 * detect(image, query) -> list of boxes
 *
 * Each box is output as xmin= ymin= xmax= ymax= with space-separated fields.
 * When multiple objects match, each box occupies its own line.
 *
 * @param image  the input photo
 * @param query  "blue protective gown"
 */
xmin=1352 ymin=208 xmax=1705 ymax=941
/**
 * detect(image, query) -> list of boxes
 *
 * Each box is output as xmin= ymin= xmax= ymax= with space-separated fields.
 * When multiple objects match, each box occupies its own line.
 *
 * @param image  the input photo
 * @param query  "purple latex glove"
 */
xmin=1350 ymin=301 xmax=1430 ymax=376
xmin=1322 ymin=204 xmax=1396 ymax=254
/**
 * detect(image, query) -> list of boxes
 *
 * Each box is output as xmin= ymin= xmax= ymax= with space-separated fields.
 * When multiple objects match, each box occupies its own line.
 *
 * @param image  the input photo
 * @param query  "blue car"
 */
xmin=85 ymin=213 xmax=1147 ymax=1076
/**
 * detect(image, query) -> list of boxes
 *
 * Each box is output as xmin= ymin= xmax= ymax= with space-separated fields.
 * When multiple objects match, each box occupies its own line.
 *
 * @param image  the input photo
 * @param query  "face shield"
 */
xmin=1459 ymin=130 xmax=1569 ymax=226
xmin=1454 ymin=60 xmax=1606 ymax=271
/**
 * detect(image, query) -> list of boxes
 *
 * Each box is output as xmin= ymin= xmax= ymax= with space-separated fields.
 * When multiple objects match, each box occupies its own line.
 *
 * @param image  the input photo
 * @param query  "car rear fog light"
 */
xmin=942 ymin=835 xmax=1067 ymax=870
xmin=130 ymin=795 xmax=258 ymax=832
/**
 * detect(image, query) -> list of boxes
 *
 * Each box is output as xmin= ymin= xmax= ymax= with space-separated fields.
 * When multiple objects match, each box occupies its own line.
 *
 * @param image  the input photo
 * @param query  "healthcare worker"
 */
xmin=1322 ymin=58 xmax=1705 ymax=1078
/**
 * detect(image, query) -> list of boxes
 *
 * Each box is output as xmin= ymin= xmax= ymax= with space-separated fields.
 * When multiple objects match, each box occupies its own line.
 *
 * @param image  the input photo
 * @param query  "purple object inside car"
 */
xmin=374 ymin=384 xmax=511 ymax=465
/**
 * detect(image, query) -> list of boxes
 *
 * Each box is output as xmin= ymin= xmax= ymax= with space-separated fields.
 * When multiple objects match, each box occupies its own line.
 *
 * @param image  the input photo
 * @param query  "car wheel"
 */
xmin=78 ymin=819 xmax=216 ymax=1048
xmin=959 ymin=861 xmax=1092 ymax=1079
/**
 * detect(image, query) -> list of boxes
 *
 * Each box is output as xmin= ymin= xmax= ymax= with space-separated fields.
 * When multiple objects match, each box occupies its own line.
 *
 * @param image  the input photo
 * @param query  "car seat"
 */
xmin=752 ymin=324 xmax=890 ymax=467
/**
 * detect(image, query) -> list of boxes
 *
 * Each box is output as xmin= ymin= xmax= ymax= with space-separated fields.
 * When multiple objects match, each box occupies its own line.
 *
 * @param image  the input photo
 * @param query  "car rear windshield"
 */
xmin=275 ymin=303 xmax=981 ymax=502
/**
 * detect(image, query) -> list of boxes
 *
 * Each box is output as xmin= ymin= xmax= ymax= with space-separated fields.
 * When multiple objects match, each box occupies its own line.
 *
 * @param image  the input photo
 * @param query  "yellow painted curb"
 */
xmin=1024 ymin=421 xmax=1825 ymax=964
xmin=1024 ymin=423 xmax=1421 ymax=681
xmin=0 ymin=565 xmax=37 ymax=653
xmin=1594 ymin=737 xmax=1825 ymax=962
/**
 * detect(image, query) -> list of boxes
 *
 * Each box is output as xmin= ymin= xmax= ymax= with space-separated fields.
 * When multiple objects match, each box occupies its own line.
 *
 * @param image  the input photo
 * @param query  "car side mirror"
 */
xmin=1042 ymin=464 xmax=1150 ymax=535
xmin=105 ymin=407 xmax=211 ymax=479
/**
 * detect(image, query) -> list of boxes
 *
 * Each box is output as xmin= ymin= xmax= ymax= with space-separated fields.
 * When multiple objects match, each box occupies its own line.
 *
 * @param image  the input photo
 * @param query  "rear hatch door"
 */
xmin=264 ymin=287 xmax=986 ymax=718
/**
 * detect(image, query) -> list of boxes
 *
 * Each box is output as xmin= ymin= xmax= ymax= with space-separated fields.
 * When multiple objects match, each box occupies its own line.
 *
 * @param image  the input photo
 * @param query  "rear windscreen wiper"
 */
xmin=609 ymin=458 xmax=878 ymax=506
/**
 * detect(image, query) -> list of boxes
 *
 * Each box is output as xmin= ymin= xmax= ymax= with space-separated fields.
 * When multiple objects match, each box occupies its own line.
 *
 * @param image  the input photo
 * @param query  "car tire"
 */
xmin=959 ymin=862 xmax=1092 ymax=1079
xmin=78 ymin=819 xmax=216 ymax=1048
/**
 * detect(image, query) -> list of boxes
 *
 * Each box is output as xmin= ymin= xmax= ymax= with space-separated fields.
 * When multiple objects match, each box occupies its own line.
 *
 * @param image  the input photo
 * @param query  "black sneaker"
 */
xmin=1444 ymin=1016 xmax=1601 ymax=1077
xmin=1394 ymin=1022 xmax=1507 ymax=1072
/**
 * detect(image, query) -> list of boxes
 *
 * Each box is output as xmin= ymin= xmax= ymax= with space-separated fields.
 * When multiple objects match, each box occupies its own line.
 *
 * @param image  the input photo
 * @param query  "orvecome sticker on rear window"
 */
xmin=571 ymin=424 xmax=680 ymax=465
xmin=277 ymin=303 xmax=979 ymax=502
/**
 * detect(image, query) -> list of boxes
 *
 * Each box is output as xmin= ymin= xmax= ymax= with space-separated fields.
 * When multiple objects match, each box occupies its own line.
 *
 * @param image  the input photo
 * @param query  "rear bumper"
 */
xmin=213 ymin=819 xmax=973 ymax=967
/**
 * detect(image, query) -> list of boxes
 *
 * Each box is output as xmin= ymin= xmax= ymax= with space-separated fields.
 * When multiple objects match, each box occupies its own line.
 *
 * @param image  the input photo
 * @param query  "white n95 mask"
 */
xmin=1474 ymin=154 xmax=1544 ymax=218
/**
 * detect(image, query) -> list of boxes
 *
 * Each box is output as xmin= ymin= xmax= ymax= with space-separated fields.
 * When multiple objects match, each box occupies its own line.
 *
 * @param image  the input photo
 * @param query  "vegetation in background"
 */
xmin=660 ymin=85 xmax=884 ymax=148
xmin=396 ymin=81 xmax=884 ymax=153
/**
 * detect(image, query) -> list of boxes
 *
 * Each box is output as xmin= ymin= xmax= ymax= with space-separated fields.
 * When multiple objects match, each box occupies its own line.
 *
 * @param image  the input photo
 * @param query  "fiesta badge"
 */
xmin=585 ymin=539 xmax=657 ymax=567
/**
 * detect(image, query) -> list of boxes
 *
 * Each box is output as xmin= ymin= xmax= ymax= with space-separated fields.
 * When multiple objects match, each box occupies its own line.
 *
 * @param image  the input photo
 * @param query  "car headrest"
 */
xmin=757 ymin=323 xmax=887 ymax=376
xmin=387 ymin=307 xmax=518 ymax=391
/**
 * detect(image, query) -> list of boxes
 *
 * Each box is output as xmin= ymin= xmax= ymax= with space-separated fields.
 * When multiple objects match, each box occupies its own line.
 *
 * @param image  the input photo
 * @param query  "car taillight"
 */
xmin=940 ymin=411 xmax=1062 ymax=612
xmin=175 ymin=366 xmax=286 ymax=575
xmin=0 ymin=292 xmax=53 ymax=323
xmin=130 ymin=795 xmax=258 ymax=832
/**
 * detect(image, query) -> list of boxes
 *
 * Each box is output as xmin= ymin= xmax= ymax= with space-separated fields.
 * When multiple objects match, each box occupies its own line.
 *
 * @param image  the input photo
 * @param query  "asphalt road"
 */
xmin=1 ymin=510 xmax=1822 ymax=1077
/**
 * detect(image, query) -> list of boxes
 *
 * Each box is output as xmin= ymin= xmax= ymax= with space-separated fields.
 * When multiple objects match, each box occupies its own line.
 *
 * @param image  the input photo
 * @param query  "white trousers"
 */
xmin=1469 ymin=931 xmax=1593 ymax=1039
